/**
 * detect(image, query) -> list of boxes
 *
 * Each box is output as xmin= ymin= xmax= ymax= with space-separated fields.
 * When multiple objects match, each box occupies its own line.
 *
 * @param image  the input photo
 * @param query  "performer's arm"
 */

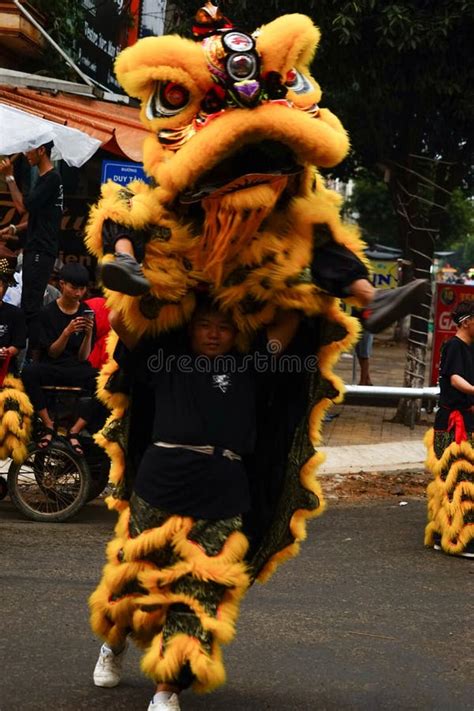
xmin=450 ymin=374 xmax=474 ymax=396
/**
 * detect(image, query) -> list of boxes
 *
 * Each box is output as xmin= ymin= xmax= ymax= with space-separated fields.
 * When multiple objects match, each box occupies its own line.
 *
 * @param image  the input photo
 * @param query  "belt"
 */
xmin=154 ymin=441 xmax=242 ymax=462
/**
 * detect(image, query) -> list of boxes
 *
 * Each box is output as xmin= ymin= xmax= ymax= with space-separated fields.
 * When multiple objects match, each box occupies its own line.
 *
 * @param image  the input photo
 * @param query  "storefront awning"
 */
xmin=0 ymin=84 xmax=148 ymax=163
xmin=0 ymin=104 xmax=102 ymax=167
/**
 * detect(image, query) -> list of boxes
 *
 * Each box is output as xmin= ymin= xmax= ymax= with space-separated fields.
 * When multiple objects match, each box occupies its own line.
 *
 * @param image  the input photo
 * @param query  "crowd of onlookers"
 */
xmin=0 ymin=256 xmax=110 ymax=453
xmin=0 ymin=142 xmax=110 ymax=454
xmin=437 ymin=270 xmax=474 ymax=285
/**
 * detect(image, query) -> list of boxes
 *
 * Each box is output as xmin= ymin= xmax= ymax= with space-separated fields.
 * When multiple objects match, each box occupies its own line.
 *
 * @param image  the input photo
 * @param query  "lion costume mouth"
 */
xmin=179 ymin=140 xmax=302 ymax=203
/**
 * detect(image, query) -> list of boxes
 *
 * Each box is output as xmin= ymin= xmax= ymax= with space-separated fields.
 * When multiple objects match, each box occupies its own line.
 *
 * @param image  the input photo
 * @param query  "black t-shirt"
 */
xmin=22 ymin=170 xmax=63 ymax=257
xmin=119 ymin=331 xmax=259 ymax=519
xmin=151 ymin=351 xmax=256 ymax=454
xmin=0 ymin=301 xmax=27 ymax=374
xmin=435 ymin=336 xmax=474 ymax=430
xmin=39 ymin=300 xmax=95 ymax=367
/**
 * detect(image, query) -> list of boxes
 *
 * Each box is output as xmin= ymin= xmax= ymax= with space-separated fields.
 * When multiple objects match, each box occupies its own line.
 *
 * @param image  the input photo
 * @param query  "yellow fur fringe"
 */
xmin=0 ymin=376 xmax=33 ymax=463
xmin=90 ymin=506 xmax=250 ymax=692
xmin=424 ymin=428 xmax=474 ymax=554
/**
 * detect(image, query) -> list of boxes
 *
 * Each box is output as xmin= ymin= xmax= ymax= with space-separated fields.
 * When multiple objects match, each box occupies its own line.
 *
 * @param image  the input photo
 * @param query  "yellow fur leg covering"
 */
xmin=0 ymin=376 xmax=33 ymax=463
xmin=90 ymin=503 xmax=250 ymax=692
xmin=424 ymin=428 xmax=474 ymax=555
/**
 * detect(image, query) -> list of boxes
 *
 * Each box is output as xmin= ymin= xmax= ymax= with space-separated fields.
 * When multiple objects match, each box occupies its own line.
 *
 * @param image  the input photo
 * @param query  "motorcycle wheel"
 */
xmin=8 ymin=441 xmax=91 ymax=522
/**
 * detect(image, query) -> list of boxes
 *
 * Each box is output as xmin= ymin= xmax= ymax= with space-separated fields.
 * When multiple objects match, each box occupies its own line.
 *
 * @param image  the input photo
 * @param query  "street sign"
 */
xmin=101 ymin=160 xmax=149 ymax=185
xmin=430 ymin=282 xmax=474 ymax=385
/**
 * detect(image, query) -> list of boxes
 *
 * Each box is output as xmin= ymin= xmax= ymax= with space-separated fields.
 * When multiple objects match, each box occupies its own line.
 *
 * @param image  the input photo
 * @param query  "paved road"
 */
xmin=1 ymin=498 xmax=472 ymax=711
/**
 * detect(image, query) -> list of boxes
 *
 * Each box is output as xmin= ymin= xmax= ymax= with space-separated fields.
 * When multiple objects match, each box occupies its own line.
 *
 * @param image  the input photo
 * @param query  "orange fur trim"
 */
xmin=150 ymin=103 xmax=349 ymax=196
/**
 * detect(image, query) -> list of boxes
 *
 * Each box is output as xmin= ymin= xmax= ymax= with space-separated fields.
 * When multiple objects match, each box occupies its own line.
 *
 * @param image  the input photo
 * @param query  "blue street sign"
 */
xmin=101 ymin=160 xmax=150 ymax=185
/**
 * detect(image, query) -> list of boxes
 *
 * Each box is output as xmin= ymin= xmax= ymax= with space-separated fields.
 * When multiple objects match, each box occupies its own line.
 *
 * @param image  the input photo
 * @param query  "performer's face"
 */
xmin=190 ymin=310 xmax=237 ymax=357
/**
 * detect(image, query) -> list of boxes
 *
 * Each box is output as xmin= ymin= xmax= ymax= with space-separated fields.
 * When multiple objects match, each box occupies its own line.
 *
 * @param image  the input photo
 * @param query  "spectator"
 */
xmin=0 ymin=257 xmax=27 ymax=380
xmin=355 ymin=328 xmax=374 ymax=386
xmin=21 ymin=263 xmax=96 ymax=453
xmin=425 ymin=299 xmax=474 ymax=558
xmin=3 ymin=253 xmax=61 ymax=308
xmin=0 ymin=144 xmax=64 ymax=355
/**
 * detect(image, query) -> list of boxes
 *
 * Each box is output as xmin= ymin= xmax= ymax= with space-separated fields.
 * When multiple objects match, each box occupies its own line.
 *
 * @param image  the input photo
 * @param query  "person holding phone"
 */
xmin=21 ymin=263 xmax=96 ymax=453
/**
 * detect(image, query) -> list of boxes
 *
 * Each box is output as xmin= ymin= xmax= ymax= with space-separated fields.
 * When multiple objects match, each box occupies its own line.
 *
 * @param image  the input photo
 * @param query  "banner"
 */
xmin=370 ymin=259 xmax=399 ymax=290
xmin=430 ymin=282 xmax=474 ymax=385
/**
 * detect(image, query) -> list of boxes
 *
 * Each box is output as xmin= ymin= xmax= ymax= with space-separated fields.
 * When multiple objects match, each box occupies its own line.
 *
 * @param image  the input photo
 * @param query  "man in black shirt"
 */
xmin=0 ymin=143 xmax=63 ymax=352
xmin=435 ymin=301 xmax=474 ymax=432
xmin=91 ymin=298 xmax=301 ymax=710
xmin=22 ymin=263 xmax=96 ymax=453
xmin=0 ymin=257 xmax=27 ymax=379
xmin=426 ymin=299 xmax=474 ymax=559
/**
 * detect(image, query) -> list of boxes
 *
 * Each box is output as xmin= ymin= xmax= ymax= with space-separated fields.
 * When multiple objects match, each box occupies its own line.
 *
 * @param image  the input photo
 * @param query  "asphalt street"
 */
xmin=1 ymin=498 xmax=472 ymax=711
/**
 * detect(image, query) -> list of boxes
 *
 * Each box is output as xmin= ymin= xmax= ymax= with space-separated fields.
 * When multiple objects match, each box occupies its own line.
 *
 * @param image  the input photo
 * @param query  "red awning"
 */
xmin=0 ymin=84 xmax=148 ymax=162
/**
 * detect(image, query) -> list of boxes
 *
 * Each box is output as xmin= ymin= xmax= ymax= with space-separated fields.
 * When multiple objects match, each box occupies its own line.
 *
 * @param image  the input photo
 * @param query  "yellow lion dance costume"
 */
xmin=87 ymin=8 xmax=369 ymax=696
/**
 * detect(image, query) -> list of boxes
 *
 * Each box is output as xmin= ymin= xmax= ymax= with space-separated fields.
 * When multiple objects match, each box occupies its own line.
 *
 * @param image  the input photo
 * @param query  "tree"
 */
xmin=441 ymin=190 xmax=474 ymax=270
xmin=345 ymin=171 xmax=398 ymax=248
xmin=171 ymin=1 xmax=474 ymax=424
xmin=26 ymin=0 xmax=85 ymax=79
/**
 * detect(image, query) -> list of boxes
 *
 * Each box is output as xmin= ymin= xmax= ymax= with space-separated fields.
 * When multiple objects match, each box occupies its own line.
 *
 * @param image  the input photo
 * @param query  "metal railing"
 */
xmin=344 ymin=385 xmax=439 ymax=399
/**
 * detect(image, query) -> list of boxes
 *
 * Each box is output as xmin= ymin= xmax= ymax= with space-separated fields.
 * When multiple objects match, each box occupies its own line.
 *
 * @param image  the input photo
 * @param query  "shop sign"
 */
xmin=370 ymin=259 xmax=399 ymax=290
xmin=430 ymin=283 xmax=474 ymax=385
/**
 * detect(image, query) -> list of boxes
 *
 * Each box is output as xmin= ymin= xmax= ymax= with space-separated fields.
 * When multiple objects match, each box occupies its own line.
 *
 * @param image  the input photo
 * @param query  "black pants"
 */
xmin=21 ymin=251 xmax=56 ymax=346
xmin=22 ymin=361 xmax=97 ymax=415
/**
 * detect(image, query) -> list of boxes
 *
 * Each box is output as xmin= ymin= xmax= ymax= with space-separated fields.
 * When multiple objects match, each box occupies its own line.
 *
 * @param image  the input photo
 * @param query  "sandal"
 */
xmin=65 ymin=431 xmax=84 ymax=456
xmin=37 ymin=427 xmax=55 ymax=450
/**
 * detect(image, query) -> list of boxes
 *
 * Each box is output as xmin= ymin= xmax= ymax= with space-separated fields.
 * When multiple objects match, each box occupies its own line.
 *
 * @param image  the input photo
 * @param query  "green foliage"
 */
xmin=170 ymin=1 xmax=473 ymax=187
xmin=345 ymin=171 xmax=398 ymax=247
xmin=27 ymin=0 xmax=85 ymax=78
xmin=440 ymin=189 xmax=474 ymax=268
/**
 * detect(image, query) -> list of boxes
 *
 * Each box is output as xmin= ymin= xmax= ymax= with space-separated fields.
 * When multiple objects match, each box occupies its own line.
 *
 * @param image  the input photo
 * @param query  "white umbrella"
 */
xmin=0 ymin=104 xmax=102 ymax=167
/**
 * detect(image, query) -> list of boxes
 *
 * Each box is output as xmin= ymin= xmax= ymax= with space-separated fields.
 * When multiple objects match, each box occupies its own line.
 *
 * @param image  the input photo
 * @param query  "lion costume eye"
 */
xmin=146 ymin=81 xmax=191 ymax=119
xmin=285 ymin=68 xmax=313 ymax=95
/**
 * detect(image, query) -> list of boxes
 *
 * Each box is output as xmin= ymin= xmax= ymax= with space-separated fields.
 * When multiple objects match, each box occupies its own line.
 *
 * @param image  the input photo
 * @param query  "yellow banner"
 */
xmin=370 ymin=260 xmax=399 ymax=290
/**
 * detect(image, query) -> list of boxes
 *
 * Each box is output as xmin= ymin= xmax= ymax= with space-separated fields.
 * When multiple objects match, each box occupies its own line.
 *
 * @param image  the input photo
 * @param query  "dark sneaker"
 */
xmin=361 ymin=279 xmax=428 ymax=334
xmin=100 ymin=252 xmax=150 ymax=296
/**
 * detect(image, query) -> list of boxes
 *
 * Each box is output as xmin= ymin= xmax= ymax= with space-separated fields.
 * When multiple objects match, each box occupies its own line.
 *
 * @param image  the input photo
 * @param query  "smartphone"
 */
xmin=83 ymin=309 xmax=95 ymax=320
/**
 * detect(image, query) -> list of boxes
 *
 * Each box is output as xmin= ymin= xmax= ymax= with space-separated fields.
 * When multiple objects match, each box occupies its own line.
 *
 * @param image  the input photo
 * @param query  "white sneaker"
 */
xmin=93 ymin=642 xmax=127 ymax=688
xmin=147 ymin=692 xmax=181 ymax=710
